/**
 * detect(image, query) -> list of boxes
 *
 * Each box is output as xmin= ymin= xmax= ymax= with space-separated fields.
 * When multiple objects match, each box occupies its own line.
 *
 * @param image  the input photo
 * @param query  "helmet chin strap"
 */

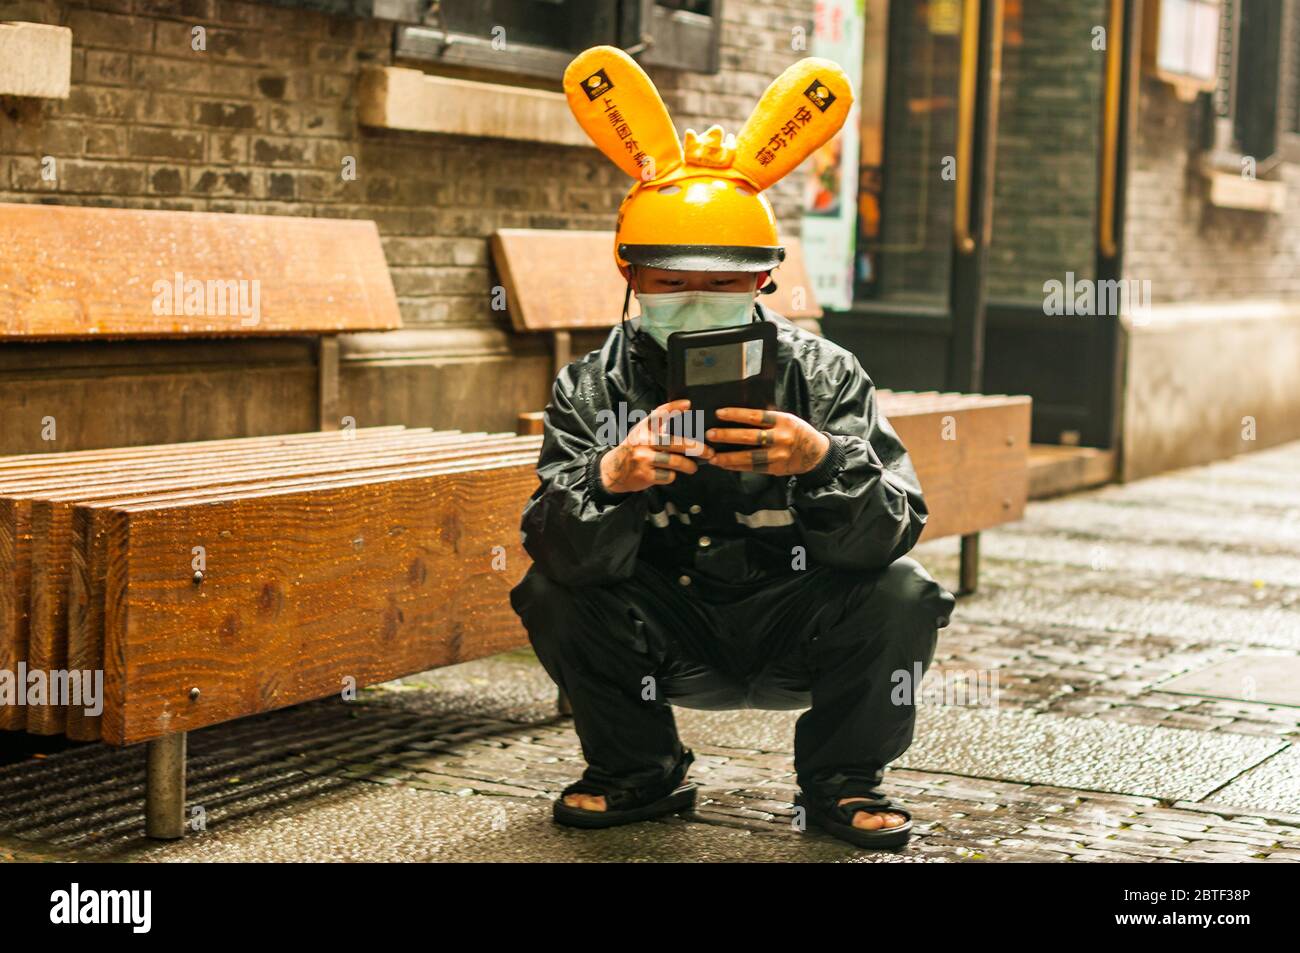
xmin=620 ymin=266 xmax=636 ymax=380
xmin=621 ymin=266 xmax=637 ymax=339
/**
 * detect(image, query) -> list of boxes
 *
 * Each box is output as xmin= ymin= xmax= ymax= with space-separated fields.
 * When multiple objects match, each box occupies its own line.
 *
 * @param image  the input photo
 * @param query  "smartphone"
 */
xmin=666 ymin=321 xmax=777 ymax=454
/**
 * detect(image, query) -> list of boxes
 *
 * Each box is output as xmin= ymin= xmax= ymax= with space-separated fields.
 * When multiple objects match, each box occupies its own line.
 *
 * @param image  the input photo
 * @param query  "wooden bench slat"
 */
xmin=101 ymin=456 xmax=540 ymax=745
xmin=22 ymin=434 xmax=542 ymax=734
xmin=879 ymin=391 xmax=1032 ymax=413
xmin=0 ymin=204 xmax=402 ymax=338
xmin=888 ymin=402 xmax=1031 ymax=541
xmin=0 ymin=430 xmax=471 ymax=493
xmin=60 ymin=437 xmax=539 ymax=739
xmin=0 ymin=426 xmax=411 ymax=472
xmin=491 ymin=228 xmax=824 ymax=333
xmin=1 ymin=432 xmax=476 ymax=730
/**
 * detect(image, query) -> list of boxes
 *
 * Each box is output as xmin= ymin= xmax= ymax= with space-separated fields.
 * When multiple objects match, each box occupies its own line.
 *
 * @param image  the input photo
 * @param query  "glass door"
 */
xmin=824 ymin=0 xmax=999 ymax=393
xmin=822 ymin=0 xmax=1127 ymax=449
xmin=856 ymin=0 xmax=961 ymax=308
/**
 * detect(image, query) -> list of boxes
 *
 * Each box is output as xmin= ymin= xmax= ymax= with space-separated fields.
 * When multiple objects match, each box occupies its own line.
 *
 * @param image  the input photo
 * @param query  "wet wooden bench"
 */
xmin=493 ymin=229 xmax=1031 ymax=593
xmin=491 ymin=229 xmax=825 ymax=375
xmin=0 ymin=204 xmax=541 ymax=838
xmin=874 ymin=390 xmax=1031 ymax=588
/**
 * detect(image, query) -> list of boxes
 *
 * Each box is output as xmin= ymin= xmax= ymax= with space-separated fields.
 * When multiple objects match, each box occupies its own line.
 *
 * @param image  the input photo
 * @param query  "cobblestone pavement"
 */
xmin=2 ymin=442 xmax=1298 ymax=862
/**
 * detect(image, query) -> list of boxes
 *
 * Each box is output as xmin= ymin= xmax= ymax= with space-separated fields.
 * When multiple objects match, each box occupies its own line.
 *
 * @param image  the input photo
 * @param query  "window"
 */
xmin=853 ymin=0 xmax=964 ymax=305
xmin=1221 ymin=0 xmax=1284 ymax=165
xmin=1143 ymin=0 xmax=1221 ymax=97
xmin=381 ymin=1 xmax=619 ymax=81
xmin=377 ymin=0 xmax=723 ymax=82
xmin=1192 ymin=0 xmax=1289 ymax=209
xmin=636 ymin=1 xmax=723 ymax=73
xmin=1141 ymin=0 xmax=1288 ymax=171
xmin=1285 ymin=0 xmax=1300 ymax=138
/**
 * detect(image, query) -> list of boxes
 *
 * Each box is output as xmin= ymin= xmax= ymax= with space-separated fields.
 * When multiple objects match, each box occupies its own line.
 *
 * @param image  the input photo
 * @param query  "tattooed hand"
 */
xmin=599 ymin=399 xmax=716 ymax=493
xmin=706 ymin=407 xmax=830 ymax=475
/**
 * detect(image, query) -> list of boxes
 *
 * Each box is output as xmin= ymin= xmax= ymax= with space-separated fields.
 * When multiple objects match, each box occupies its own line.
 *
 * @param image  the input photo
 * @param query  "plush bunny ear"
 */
xmin=731 ymin=57 xmax=854 ymax=191
xmin=563 ymin=46 xmax=684 ymax=183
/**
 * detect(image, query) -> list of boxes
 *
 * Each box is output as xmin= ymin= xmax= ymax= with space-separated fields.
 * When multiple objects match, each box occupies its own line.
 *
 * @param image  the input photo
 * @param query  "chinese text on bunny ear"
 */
xmin=562 ymin=45 xmax=854 ymax=193
xmin=563 ymin=45 xmax=854 ymax=280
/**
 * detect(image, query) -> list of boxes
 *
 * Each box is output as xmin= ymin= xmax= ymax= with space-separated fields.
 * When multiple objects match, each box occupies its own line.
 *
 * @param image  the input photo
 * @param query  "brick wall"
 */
xmin=0 ymin=0 xmax=813 ymax=445
xmin=1123 ymin=55 xmax=1300 ymax=303
xmin=0 ymin=0 xmax=812 ymax=331
xmin=979 ymin=0 xmax=1300 ymax=306
xmin=1118 ymin=3 xmax=1300 ymax=479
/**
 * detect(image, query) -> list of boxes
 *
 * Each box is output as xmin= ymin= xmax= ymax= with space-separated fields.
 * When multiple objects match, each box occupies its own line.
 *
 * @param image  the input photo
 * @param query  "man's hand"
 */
xmin=599 ymin=399 xmax=715 ymax=494
xmin=706 ymin=407 xmax=830 ymax=475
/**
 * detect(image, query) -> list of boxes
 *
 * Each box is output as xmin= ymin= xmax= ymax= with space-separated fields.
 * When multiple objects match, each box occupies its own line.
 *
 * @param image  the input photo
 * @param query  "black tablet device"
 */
xmin=666 ymin=320 xmax=777 ymax=454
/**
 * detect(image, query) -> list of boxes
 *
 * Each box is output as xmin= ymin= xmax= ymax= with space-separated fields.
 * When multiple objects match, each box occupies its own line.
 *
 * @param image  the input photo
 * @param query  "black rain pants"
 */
xmin=510 ymin=556 xmax=956 ymax=800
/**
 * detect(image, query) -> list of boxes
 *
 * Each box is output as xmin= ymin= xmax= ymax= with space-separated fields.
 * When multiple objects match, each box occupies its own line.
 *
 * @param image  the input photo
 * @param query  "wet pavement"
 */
xmin=2 ymin=441 xmax=1298 ymax=862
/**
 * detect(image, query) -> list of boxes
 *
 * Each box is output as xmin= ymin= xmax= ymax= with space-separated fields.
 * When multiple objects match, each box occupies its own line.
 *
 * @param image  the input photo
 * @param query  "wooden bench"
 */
xmin=494 ymin=230 xmax=1031 ymax=594
xmin=492 ymin=228 xmax=825 ymax=375
xmin=0 ymin=204 xmax=542 ymax=839
xmin=1 ymin=207 xmax=1029 ymax=843
xmin=874 ymin=390 xmax=1031 ymax=589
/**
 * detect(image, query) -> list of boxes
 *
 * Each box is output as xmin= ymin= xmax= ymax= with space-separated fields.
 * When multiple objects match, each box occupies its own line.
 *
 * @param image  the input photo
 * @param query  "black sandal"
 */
xmin=553 ymin=750 xmax=697 ymax=829
xmin=795 ymin=788 xmax=914 ymax=849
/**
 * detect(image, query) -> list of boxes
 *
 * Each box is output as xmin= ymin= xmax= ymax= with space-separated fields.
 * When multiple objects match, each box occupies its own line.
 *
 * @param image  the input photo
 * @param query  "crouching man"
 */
xmin=510 ymin=46 xmax=955 ymax=849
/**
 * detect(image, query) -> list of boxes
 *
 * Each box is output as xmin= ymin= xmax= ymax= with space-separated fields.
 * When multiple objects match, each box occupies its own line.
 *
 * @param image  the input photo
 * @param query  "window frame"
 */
xmin=635 ymin=0 xmax=724 ymax=74
xmin=375 ymin=0 xmax=724 ymax=83
xmin=1280 ymin=0 xmax=1300 ymax=163
xmin=1188 ymin=0 xmax=1291 ymax=203
xmin=1217 ymin=0 xmax=1284 ymax=168
xmin=1141 ymin=0 xmax=1223 ymax=98
xmin=379 ymin=0 xmax=619 ymax=82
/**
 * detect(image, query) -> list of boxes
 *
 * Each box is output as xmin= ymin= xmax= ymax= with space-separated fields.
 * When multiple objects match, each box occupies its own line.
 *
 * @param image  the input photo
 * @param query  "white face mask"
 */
xmin=634 ymin=289 xmax=756 ymax=348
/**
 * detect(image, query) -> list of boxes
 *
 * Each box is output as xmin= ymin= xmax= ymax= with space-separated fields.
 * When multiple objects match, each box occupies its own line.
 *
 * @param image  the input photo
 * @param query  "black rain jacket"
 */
xmin=519 ymin=301 xmax=929 ymax=595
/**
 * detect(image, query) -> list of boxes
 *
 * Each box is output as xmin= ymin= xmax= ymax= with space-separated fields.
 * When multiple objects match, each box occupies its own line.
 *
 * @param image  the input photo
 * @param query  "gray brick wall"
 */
xmin=1123 ymin=75 xmax=1300 ymax=304
xmin=0 ymin=0 xmax=813 ymax=332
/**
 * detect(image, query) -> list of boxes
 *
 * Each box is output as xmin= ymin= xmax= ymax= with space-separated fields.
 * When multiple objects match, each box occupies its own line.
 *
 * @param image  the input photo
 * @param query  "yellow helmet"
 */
xmin=563 ymin=46 xmax=854 ymax=275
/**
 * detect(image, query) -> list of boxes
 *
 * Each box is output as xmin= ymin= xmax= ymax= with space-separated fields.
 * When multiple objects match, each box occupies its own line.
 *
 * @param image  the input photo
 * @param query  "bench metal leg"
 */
xmin=556 ymin=688 xmax=573 ymax=716
xmin=959 ymin=532 xmax=980 ymax=595
xmin=317 ymin=334 xmax=340 ymax=432
xmin=146 ymin=731 xmax=187 ymax=840
xmin=552 ymin=330 xmax=572 ymax=378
